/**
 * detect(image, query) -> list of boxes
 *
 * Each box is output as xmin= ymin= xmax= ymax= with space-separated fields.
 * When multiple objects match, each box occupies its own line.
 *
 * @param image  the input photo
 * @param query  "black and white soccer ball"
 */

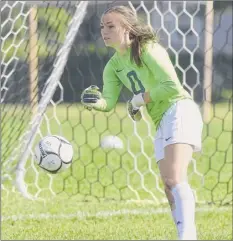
xmin=34 ymin=135 xmax=73 ymax=174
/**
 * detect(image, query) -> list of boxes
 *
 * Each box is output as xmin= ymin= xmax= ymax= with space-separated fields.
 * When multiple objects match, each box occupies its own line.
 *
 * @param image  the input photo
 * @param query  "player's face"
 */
xmin=100 ymin=12 xmax=127 ymax=49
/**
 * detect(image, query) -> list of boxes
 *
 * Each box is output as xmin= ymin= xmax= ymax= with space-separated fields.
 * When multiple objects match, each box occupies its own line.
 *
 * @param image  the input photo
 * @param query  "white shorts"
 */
xmin=154 ymin=99 xmax=203 ymax=162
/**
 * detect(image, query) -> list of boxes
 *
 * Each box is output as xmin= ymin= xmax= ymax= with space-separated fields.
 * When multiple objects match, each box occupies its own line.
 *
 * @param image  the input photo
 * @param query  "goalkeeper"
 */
xmin=81 ymin=5 xmax=203 ymax=240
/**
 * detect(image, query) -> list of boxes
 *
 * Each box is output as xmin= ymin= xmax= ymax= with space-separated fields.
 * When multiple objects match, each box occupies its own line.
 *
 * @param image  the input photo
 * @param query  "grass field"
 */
xmin=1 ymin=102 xmax=232 ymax=240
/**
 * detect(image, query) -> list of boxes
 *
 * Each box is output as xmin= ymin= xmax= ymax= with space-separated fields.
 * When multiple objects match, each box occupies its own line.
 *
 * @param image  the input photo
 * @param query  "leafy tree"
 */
xmin=1 ymin=6 xmax=72 ymax=62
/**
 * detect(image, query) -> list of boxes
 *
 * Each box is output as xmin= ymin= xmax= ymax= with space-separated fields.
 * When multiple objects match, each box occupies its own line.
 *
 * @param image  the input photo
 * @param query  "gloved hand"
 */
xmin=127 ymin=100 xmax=142 ymax=121
xmin=127 ymin=93 xmax=145 ymax=121
xmin=81 ymin=85 xmax=106 ymax=111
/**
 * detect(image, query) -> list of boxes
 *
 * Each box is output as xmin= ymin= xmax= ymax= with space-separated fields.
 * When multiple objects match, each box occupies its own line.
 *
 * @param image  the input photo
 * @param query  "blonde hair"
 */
xmin=104 ymin=5 xmax=157 ymax=66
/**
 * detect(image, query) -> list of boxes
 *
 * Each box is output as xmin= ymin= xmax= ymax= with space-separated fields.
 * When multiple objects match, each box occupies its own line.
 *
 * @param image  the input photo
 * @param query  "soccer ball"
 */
xmin=100 ymin=135 xmax=124 ymax=149
xmin=34 ymin=135 xmax=73 ymax=174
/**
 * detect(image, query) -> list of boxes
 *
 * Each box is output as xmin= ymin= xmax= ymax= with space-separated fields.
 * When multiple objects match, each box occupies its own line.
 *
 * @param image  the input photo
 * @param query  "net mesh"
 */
xmin=1 ymin=1 xmax=232 ymax=207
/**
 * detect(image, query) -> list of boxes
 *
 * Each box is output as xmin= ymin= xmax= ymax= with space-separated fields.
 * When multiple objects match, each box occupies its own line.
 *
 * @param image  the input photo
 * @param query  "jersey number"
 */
xmin=127 ymin=71 xmax=145 ymax=94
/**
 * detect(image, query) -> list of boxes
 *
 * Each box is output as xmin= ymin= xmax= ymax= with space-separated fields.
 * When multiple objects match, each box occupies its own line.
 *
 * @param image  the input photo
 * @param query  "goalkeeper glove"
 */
xmin=127 ymin=93 xmax=145 ymax=121
xmin=81 ymin=85 xmax=107 ymax=111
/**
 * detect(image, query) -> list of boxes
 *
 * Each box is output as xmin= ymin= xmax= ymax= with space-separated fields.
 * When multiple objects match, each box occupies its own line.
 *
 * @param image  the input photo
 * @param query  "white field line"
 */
xmin=1 ymin=206 xmax=231 ymax=222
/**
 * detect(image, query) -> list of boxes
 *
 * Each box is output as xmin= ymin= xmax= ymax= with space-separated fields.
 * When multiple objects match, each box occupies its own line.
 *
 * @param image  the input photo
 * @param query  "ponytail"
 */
xmin=130 ymin=35 xmax=142 ymax=66
xmin=129 ymin=25 xmax=157 ymax=67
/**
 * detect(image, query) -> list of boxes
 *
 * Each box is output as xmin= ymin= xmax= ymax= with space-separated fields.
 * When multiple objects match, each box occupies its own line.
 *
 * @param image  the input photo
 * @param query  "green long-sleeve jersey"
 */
xmin=101 ymin=42 xmax=191 ymax=129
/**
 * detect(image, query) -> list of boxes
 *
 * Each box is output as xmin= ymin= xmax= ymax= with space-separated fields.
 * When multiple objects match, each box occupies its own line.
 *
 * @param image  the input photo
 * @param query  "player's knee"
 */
xmin=163 ymin=177 xmax=180 ymax=190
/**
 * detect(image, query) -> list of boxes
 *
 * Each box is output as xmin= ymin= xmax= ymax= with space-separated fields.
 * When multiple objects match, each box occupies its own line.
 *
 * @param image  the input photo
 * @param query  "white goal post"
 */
xmin=1 ymin=1 xmax=232 ymax=206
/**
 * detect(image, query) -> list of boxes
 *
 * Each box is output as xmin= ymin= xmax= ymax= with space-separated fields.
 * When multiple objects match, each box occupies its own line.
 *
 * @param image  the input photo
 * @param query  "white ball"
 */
xmin=100 ymin=135 xmax=123 ymax=149
xmin=34 ymin=135 xmax=73 ymax=174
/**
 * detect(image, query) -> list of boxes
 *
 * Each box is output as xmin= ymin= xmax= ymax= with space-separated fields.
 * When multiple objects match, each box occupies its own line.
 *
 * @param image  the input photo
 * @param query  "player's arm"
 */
xmin=101 ymin=61 xmax=123 ymax=111
xmin=81 ymin=61 xmax=122 ymax=112
xmin=142 ymin=43 xmax=184 ymax=102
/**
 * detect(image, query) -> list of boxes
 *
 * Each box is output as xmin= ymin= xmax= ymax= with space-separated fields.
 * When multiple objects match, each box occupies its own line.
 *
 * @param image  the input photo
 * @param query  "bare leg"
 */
xmin=158 ymin=143 xmax=197 ymax=240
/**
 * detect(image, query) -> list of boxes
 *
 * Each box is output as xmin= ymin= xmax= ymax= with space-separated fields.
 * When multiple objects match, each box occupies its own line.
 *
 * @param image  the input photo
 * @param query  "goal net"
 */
xmin=1 ymin=0 xmax=232 ymax=215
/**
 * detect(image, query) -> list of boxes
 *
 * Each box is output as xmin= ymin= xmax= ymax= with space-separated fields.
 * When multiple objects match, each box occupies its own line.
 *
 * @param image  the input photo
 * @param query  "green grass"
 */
xmin=1 ymin=102 xmax=232 ymax=240
xmin=1 ymin=200 xmax=232 ymax=240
